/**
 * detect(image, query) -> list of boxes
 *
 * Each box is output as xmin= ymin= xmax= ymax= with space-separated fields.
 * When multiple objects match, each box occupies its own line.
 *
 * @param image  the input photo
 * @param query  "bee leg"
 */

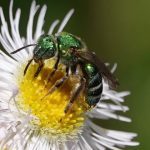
xmin=48 ymin=67 xmax=69 ymax=93
xmin=49 ymin=76 xmax=68 ymax=93
xmin=34 ymin=60 xmax=44 ymax=78
xmin=47 ymin=55 xmax=60 ymax=82
xmin=42 ymin=67 xmax=69 ymax=99
xmin=42 ymin=76 xmax=68 ymax=100
xmin=24 ymin=59 xmax=33 ymax=75
xmin=64 ymin=77 xmax=85 ymax=114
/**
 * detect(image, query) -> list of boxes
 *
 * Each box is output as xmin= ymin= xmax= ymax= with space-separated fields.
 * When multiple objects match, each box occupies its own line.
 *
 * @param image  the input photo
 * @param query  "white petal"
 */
xmin=90 ymin=108 xmax=131 ymax=122
xmin=26 ymin=1 xmax=40 ymax=56
xmin=57 ymin=9 xmax=74 ymax=33
xmin=97 ymin=102 xmax=129 ymax=112
xmin=34 ymin=5 xmax=47 ymax=40
xmin=48 ymin=20 xmax=60 ymax=35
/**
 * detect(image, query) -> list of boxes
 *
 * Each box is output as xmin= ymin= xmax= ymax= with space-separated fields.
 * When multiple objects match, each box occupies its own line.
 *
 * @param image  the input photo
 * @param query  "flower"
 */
xmin=0 ymin=0 xmax=139 ymax=149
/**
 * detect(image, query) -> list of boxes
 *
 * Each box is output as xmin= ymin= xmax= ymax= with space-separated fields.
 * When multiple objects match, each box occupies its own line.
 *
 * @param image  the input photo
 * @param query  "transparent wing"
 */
xmin=77 ymin=50 xmax=119 ymax=89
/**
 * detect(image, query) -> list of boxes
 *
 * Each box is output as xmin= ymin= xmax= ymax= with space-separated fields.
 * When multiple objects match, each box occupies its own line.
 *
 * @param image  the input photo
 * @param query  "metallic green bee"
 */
xmin=11 ymin=32 xmax=118 ymax=113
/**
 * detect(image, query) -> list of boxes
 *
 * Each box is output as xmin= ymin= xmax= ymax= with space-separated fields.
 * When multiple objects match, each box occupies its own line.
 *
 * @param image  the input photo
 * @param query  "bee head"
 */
xmin=33 ymin=35 xmax=57 ymax=62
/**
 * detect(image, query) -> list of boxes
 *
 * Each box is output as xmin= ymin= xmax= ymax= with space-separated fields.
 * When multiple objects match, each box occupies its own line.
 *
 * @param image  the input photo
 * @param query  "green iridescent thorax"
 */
xmin=57 ymin=32 xmax=83 ymax=49
xmin=33 ymin=35 xmax=57 ymax=61
xmin=56 ymin=32 xmax=84 ymax=65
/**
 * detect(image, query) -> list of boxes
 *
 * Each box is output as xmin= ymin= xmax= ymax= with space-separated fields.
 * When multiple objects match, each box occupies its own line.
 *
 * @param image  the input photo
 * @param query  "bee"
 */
xmin=11 ymin=32 xmax=119 ymax=113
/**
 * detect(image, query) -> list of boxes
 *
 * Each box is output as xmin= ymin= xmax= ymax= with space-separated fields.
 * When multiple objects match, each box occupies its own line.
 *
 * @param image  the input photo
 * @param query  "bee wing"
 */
xmin=77 ymin=50 xmax=119 ymax=89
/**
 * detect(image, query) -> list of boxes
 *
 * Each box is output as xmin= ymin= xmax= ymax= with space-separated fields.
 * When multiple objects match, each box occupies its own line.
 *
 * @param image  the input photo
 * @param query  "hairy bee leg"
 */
xmin=42 ymin=67 xmax=69 ymax=99
xmin=24 ymin=59 xmax=33 ymax=75
xmin=47 ymin=55 xmax=60 ymax=82
xmin=49 ymin=67 xmax=69 ymax=93
xmin=34 ymin=61 xmax=44 ymax=78
xmin=49 ymin=76 xmax=68 ymax=93
xmin=42 ymin=76 xmax=68 ymax=100
xmin=47 ymin=67 xmax=69 ymax=93
xmin=64 ymin=77 xmax=85 ymax=114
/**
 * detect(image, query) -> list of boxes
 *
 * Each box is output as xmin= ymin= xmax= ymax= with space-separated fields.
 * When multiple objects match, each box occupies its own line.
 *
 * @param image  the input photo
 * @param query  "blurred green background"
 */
xmin=0 ymin=0 xmax=149 ymax=149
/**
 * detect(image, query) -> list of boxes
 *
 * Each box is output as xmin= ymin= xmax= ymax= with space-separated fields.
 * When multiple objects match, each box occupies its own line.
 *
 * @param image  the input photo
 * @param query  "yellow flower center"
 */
xmin=16 ymin=59 xmax=89 ymax=138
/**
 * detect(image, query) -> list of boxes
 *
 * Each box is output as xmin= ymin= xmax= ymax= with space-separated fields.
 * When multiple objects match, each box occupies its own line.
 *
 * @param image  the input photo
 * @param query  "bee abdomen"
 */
xmin=88 ymin=73 xmax=102 ymax=87
xmin=88 ymin=83 xmax=102 ymax=95
xmin=86 ymin=94 xmax=102 ymax=106
xmin=86 ymin=73 xmax=103 ymax=106
xmin=81 ymin=63 xmax=103 ymax=107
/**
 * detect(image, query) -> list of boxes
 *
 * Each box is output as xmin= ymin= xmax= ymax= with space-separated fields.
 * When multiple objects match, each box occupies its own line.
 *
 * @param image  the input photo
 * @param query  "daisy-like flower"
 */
xmin=0 ymin=0 xmax=139 ymax=150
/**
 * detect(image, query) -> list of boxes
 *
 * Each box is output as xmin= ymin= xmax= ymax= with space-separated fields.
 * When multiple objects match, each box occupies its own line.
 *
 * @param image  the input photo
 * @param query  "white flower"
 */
xmin=0 ymin=0 xmax=139 ymax=149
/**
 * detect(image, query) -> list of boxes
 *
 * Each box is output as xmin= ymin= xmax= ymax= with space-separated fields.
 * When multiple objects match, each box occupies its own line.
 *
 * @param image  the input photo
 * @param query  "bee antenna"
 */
xmin=11 ymin=44 xmax=36 ymax=54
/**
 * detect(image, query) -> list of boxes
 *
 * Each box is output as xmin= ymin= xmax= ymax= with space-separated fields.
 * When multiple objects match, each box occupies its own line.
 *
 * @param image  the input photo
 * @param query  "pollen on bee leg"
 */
xmin=15 ymin=59 xmax=88 ymax=138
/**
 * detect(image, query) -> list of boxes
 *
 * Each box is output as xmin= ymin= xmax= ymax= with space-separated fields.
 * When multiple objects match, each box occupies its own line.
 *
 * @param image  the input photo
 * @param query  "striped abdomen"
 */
xmin=82 ymin=63 xmax=103 ymax=107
